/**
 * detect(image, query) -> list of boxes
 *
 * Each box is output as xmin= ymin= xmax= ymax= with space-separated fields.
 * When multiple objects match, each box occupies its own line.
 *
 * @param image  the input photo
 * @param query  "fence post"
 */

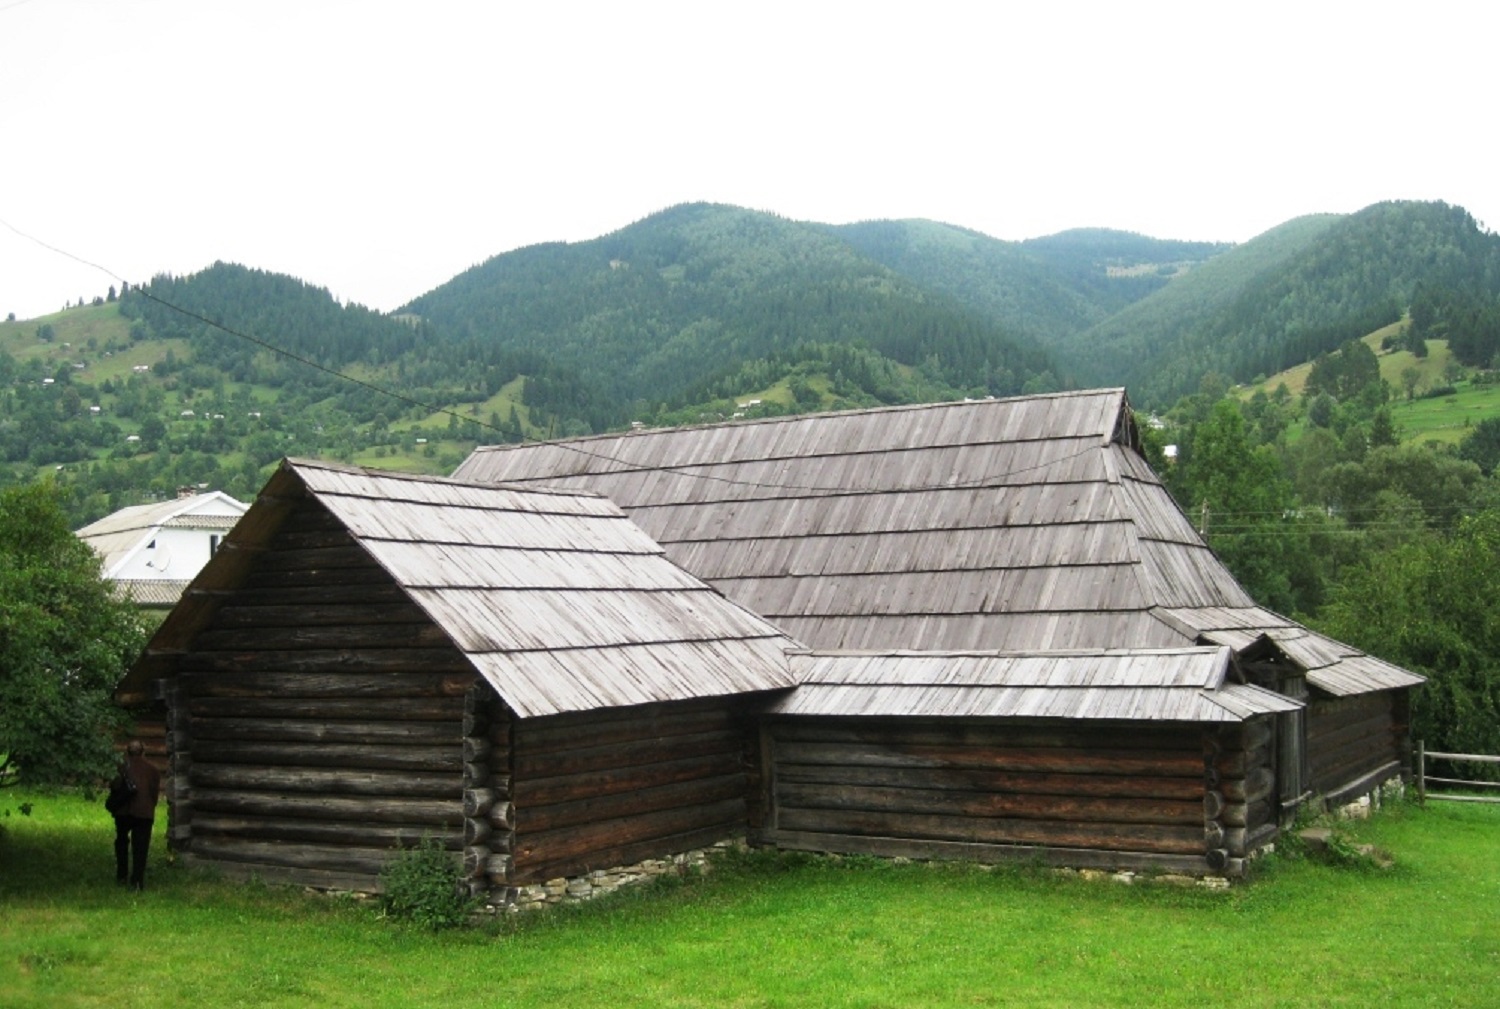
xmin=1417 ymin=739 xmax=1426 ymax=806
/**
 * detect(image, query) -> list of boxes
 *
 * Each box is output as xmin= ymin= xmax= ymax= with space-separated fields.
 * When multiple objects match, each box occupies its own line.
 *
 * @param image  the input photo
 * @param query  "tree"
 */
xmin=1182 ymin=401 xmax=1314 ymax=613
xmin=0 ymin=483 xmax=146 ymax=788
xmin=1458 ymin=417 xmax=1500 ymax=476
xmin=1318 ymin=511 xmax=1500 ymax=775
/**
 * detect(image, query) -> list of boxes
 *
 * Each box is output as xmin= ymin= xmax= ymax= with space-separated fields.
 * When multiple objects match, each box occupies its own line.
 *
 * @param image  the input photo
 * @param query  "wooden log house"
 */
xmin=455 ymin=389 xmax=1425 ymax=861
xmin=117 ymin=390 xmax=1426 ymax=893
xmin=117 ymin=458 xmax=797 ymax=893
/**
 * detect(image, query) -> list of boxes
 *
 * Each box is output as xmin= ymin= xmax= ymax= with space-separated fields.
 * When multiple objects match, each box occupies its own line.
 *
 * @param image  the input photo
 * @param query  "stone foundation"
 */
xmin=484 ymin=839 xmax=742 ymax=913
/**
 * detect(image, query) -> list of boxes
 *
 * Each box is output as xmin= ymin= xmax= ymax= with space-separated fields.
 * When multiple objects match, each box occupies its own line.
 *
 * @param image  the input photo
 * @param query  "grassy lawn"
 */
xmin=2 ymin=793 xmax=1496 ymax=1007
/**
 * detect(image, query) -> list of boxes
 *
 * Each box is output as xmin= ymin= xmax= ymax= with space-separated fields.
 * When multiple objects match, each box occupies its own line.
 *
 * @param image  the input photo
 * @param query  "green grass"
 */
xmin=2 ymin=791 xmax=1497 ymax=1007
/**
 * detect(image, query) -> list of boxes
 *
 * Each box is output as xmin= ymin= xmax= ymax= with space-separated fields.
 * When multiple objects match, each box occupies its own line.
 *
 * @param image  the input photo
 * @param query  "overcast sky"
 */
xmin=2 ymin=0 xmax=1495 ymax=321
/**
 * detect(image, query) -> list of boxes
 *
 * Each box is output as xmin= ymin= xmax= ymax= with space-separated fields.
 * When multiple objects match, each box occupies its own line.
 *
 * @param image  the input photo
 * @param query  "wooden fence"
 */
xmin=1416 ymin=741 xmax=1500 ymax=805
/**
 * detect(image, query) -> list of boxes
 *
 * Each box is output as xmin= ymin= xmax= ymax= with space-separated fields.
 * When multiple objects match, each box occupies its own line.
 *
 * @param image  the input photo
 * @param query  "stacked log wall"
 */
xmin=757 ymin=718 xmax=1263 ymax=875
xmin=509 ymin=697 xmax=754 ymax=884
xmin=1307 ymin=691 xmax=1406 ymax=803
xmin=171 ymin=500 xmax=469 ymax=892
xmin=1202 ymin=718 xmax=1277 ymax=873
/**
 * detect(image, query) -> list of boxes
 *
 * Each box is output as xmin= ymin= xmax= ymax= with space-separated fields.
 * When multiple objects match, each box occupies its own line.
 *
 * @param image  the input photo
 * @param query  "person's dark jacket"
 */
xmin=120 ymin=752 xmax=161 ymax=820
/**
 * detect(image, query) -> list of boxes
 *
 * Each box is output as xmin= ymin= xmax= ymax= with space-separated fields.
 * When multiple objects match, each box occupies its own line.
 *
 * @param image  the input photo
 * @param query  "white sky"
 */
xmin=1 ymin=0 xmax=1495 ymax=321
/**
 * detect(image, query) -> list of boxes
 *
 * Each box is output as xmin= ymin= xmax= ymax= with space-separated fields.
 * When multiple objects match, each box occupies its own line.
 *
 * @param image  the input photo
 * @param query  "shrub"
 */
xmin=378 ymin=838 xmax=475 ymax=929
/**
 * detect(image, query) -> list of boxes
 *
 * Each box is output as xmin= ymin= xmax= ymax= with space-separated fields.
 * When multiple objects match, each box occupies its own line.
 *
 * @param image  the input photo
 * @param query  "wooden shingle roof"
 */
xmin=125 ymin=458 xmax=796 ymax=718
xmin=454 ymin=389 xmax=1421 ymax=698
xmin=775 ymin=646 xmax=1300 ymax=722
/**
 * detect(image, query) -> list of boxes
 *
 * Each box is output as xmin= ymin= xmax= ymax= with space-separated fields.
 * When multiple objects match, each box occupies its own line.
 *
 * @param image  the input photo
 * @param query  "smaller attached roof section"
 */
xmin=132 ymin=458 xmax=796 ymax=719
xmin=773 ymin=646 xmax=1300 ymax=723
xmin=77 ymin=490 xmax=247 ymax=577
xmin=1159 ymin=606 xmax=1426 ymax=697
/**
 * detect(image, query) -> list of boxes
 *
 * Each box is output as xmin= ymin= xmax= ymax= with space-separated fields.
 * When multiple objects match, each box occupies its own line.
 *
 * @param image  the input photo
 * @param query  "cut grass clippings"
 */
xmin=1 ymin=791 xmax=1497 ymax=1008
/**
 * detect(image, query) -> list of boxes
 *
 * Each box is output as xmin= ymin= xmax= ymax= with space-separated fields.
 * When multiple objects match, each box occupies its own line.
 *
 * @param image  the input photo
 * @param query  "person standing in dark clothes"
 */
xmin=112 ymin=740 xmax=161 ymax=891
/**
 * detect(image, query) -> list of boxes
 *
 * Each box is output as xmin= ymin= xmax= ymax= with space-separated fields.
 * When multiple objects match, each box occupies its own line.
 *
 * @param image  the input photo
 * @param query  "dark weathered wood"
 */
xmin=774 ymin=807 xmax=1204 ymax=855
xmin=1308 ymin=708 xmax=1398 ymax=753
xmin=776 ymin=782 xmax=1203 ymax=826
xmin=775 ymin=762 xmax=1205 ymax=801
xmin=1204 ymin=790 xmax=1226 ymax=820
xmin=226 ymin=583 xmax=412 ymax=607
xmin=511 ymin=753 xmax=743 ymax=806
xmin=519 ymin=774 xmax=747 ymax=835
xmin=190 ymin=716 xmax=460 ymax=745
xmin=516 ymin=707 xmax=737 ymax=756
xmin=265 ymin=527 xmax=358 ymax=551
xmin=1313 ymin=739 xmax=1402 ymax=787
xmin=752 ymin=829 xmax=1224 ymax=876
xmin=1221 ymin=767 xmax=1275 ymax=803
xmin=210 ymin=603 xmax=431 ymax=630
xmin=191 ymin=623 xmax=456 ymax=653
xmin=192 ymin=789 xmax=461 ymax=826
xmin=463 ymin=737 xmax=492 ymax=762
xmin=514 ymin=729 xmax=744 ymax=779
xmin=1216 ymin=718 xmax=1273 ymax=752
xmin=485 ymin=853 xmax=513 ymax=881
xmin=191 ymin=763 xmax=457 ymax=798
xmin=243 ymin=565 xmax=394 ymax=590
xmin=191 ymin=738 xmax=462 ymax=772
xmin=770 ymin=720 xmax=1201 ymax=753
xmin=462 ymin=788 xmax=495 ymax=817
xmin=516 ymin=824 xmax=737 ymax=885
xmin=189 ymin=695 xmax=464 ymax=721
xmin=487 ymin=721 xmax=513 ymax=747
xmin=251 ymin=544 xmax=376 ymax=572
xmin=774 ymin=740 xmax=1203 ymax=778
xmin=192 ymin=814 xmax=461 ymax=849
xmin=1214 ymin=743 xmax=1272 ymax=778
xmin=182 ymin=855 xmax=381 ymax=894
xmin=180 ymin=649 xmax=474 ymax=676
xmin=464 ymin=818 xmax=491 ymax=846
xmin=1220 ymin=797 xmax=1271 ymax=829
xmin=1320 ymin=760 xmax=1403 ymax=809
xmin=486 ymin=802 xmax=514 ymax=830
xmin=513 ymin=798 xmax=746 ymax=871
xmin=182 ymin=671 xmax=472 ymax=700
xmin=190 ymin=836 xmax=408 ymax=875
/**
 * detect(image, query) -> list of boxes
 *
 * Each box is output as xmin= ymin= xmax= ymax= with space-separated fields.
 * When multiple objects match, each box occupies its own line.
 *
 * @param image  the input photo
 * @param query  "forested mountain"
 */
xmin=401 ymin=203 xmax=1056 ymax=410
xmin=1066 ymin=202 xmax=1500 ymax=404
xmin=827 ymin=220 xmax=1226 ymax=346
xmin=7 ymin=197 xmax=1500 ymax=530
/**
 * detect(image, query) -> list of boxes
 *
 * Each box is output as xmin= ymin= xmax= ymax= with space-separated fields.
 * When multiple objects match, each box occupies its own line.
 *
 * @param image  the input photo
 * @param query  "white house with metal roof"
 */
xmin=77 ymin=491 xmax=248 ymax=607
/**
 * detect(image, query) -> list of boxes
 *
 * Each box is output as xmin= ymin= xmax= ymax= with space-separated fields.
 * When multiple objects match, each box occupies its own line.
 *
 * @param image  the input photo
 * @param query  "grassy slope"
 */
xmin=1 ymin=306 xmax=523 ymax=479
xmin=1239 ymin=329 xmax=1500 ymax=446
xmin=2 ymin=791 xmax=1495 ymax=1008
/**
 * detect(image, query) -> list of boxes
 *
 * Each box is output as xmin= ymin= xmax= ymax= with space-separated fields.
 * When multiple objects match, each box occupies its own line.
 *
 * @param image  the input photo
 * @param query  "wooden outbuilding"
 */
xmin=758 ymin=647 xmax=1297 ymax=875
xmin=117 ymin=458 xmax=796 ymax=893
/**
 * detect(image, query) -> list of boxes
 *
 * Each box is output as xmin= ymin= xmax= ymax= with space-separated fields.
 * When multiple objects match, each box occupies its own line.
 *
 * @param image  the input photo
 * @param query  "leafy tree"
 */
xmin=1181 ymin=401 xmax=1314 ymax=613
xmin=1458 ymin=417 xmax=1500 ymax=476
xmin=1318 ymin=511 xmax=1500 ymax=775
xmin=0 ymin=484 xmax=145 ymax=788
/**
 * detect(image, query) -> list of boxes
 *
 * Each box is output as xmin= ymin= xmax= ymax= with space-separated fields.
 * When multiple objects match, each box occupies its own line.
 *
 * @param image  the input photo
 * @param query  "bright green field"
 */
xmin=2 ymin=792 xmax=1496 ymax=1008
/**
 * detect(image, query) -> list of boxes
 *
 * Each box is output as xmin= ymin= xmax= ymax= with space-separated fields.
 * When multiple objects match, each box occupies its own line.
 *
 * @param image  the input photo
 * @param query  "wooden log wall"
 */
xmin=1202 ymin=718 xmax=1277 ymax=873
xmin=460 ymin=683 xmax=514 ymax=895
xmin=757 ymin=718 xmax=1270 ymax=876
xmin=508 ymin=697 xmax=755 ymax=884
xmin=170 ymin=498 xmax=469 ymax=891
xmin=1307 ymin=692 xmax=1405 ymax=800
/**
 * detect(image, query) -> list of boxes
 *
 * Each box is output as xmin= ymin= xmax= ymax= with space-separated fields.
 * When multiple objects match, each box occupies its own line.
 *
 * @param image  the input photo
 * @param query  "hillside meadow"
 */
xmin=1239 ymin=334 xmax=1500 ymax=446
xmin=2 ymin=791 xmax=1496 ymax=1008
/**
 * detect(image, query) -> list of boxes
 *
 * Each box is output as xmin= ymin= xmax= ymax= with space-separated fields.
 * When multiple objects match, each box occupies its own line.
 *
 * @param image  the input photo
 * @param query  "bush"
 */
xmin=378 ymin=838 xmax=475 ymax=929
